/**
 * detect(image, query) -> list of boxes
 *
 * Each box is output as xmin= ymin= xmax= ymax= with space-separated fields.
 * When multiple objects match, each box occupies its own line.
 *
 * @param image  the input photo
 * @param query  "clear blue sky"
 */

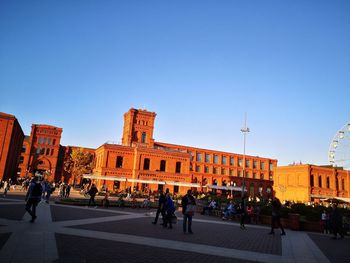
xmin=1 ymin=0 xmax=350 ymax=166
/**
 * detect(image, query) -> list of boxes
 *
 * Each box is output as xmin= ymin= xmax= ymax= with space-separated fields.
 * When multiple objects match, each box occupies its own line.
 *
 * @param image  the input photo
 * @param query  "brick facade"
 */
xmin=274 ymin=164 xmax=350 ymax=203
xmin=93 ymin=108 xmax=277 ymax=196
xmin=0 ymin=112 xmax=24 ymax=181
xmin=18 ymin=124 xmax=62 ymax=181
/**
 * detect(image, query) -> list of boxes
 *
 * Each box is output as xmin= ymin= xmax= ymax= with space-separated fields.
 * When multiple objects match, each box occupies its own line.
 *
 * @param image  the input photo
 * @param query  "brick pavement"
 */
xmin=0 ymin=192 xmax=346 ymax=262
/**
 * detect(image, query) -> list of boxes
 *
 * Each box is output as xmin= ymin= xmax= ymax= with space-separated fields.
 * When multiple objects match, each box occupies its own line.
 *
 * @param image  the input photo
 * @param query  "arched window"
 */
xmin=141 ymin=132 xmax=146 ymax=143
xmin=326 ymin=177 xmax=330 ymax=188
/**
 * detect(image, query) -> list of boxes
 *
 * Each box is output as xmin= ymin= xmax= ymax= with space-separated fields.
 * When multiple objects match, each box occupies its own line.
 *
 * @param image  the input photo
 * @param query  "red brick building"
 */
xmin=0 ymin=112 xmax=24 ymax=181
xmin=92 ymin=108 xmax=277 ymax=197
xmin=18 ymin=124 xmax=63 ymax=181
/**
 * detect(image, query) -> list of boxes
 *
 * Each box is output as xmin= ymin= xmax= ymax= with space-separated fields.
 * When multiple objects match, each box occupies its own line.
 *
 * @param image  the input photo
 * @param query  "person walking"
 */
xmin=152 ymin=189 xmax=166 ymax=225
xmin=3 ymin=180 xmax=9 ymax=197
xmin=239 ymin=197 xmax=247 ymax=230
xmin=163 ymin=192 xmax=176 ymax=229
xmin=182 ymin=189 xmax=196 ymax=234
xmin=269 ymin=197 xmax=286 ymax=235
xmin=25 ymin=177 xmax=43 ymax=223
xmin=330 ymin=203 xmax=344 ymax=239
xmin=88 ymin=184 xmax=98 ymax=207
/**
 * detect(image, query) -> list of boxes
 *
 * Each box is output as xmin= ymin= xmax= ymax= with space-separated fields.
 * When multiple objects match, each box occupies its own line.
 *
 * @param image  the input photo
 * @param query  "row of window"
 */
xmin=36 ymin=147 xmax=54 ymax=156
xmin=310 ymin=175 xmax=346 ymax=190
xmin=37 ymin=137 xmax=56 ymax=145
xmin=193 ymin=152 xmax=273 ymax=170
xmin=116 ymin=156 xmax=182 ymax=173
xmin=194 ymin=165 xmax=272 ymax=179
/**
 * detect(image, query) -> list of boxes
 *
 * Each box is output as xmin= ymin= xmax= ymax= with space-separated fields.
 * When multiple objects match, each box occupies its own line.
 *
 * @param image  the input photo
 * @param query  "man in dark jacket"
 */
xmin=152 ymin=189 xmax=166 ymax=225
xmin=330 ymin=203 xmax=344 ymax=239
xmin=88 ymin=184 xmax=98 ymax=207
xmin=25 ymin=176 xmax=43 ymax=223
xmin=269 ymin=197 xmax=286 ymax=235
xmin=182 ymin=189 xmax=196 ymax=234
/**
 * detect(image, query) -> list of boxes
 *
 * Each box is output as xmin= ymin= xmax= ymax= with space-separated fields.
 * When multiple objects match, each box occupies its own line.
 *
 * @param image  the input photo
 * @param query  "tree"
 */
xmin=64 ymin=148 xmax=94 ymax=185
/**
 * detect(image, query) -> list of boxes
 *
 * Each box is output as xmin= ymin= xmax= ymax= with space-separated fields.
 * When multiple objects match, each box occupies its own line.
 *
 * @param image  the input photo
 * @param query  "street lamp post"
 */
xmin=241 ymin=114 xmax=250 ymax=198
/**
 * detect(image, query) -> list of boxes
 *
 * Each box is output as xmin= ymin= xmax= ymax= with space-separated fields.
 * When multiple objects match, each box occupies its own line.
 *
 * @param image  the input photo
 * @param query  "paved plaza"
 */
xmin=0 ymin=192 xmax=349 ymax=263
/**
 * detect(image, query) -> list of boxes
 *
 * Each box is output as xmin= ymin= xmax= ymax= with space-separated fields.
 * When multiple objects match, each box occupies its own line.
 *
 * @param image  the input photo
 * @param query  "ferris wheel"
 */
xmin=328 ymin=123 xmax=350 ymax=169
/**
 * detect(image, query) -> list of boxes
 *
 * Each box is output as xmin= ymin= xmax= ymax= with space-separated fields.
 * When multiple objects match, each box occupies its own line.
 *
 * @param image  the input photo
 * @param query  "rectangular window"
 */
xmin=195 ymin=165 xmax=201 ymax=172
xmin=160 ymin=160 xmax=166 ymax=172
xmin=310 ymin=175 xmax=314 ymax=187
xmin=260 ymin=173 xmax=264 ymax=180
xmin=213 ymin=167 xmax=217 ymax=174
xmin=319 ymin=176 xmax=322 ymax=188
xmin=21 ymin=146 xmax=26 ymax=153
xmin=222 ymin=156 xmax=227 ymax=165
xmin=51 ymin=149 xmax=54 ymax=156
xmin=246 ymin=171 xmax=250 ymax=178
xmin=205 ymin=153 xmax=210 ymax=163
xmin=214 ymin=154 xmax=218 ymax=164
xmin=196 ymin=153 xmax=202 ymax=162
xmin=19 ymin=156 xmax=24 ymax=164
xmin=221 ymin=168 xmax=226 ymax=175
xmin=144 ymin=158 xmax=150 ymax=170
xmin=48 ymin=138 xmax=52 ymax=145
xmin=238 ymin=158 xmax=242 ymax=167
xmin=40 ymin=148 xmax=45 ymax=155
xmin=205 ymin=166 xmax=209 ymax=173
xmin=188 ymin=151 xmax=193 ymax=161
xmin=46 ymin=148 xmax=50 ymax=155
xmin=238 ymin=170 xmax=242 ymax=177
xmin=253 ymin=172 xmax=257 ymax=179
xmin=38 ymin=137 xmax=42 ymax=144
xmin=174 ymin=185 xmax=179 ymax=193
xmin=260 ymin=162 xmax=265 ymax=170
xmin=230 ymin=157 xmax=234 ymax=166
xmin=43 ymin=137 xmax=47 ymax=144
xmin=269 ymin=163 xmax=273 ymax=170
xmin=53 ymin=139 xmax=56 ymax=145
xmin=176 ymin=162 xmax=181 ymax=173
xmin=245 ymin=159 xmax=250 ymax=168
xmin=229 ymin=169 xmax=234 ymax=176
xmin=253 ymin=160 xmax=257 ymax=169
xmin=116 ymin=156 xmax=123 ymax=168
xmin=36 ymin=148 xmax=40 ymax=155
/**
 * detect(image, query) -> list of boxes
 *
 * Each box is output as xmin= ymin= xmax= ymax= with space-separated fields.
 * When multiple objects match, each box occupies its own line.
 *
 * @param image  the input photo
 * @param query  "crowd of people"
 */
xmin=1 ymin=176 xmax=349 ymax=239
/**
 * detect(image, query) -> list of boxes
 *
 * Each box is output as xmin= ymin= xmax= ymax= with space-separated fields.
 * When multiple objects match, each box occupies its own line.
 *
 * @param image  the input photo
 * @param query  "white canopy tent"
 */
xmin=82 ymin=174 xmax=201 ymax=187
xmin=206 ymin=184 xmax=247 ymax=192
xmin=165 ymin=181 xmax=201 ymax=187
xmin=127 ymin=178 xmax=166 ymax=185
xmin=82 ymin=174 xmax=127 ymax=182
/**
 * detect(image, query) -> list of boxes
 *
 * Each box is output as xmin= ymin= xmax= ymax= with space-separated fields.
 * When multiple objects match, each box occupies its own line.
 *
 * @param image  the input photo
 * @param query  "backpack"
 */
xmin=31 ymin=182 xmax=43 ymax=197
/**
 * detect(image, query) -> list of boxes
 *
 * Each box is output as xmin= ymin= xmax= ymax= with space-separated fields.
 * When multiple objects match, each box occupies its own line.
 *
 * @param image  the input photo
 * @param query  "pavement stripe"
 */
xmin=0 ymin=201 xmax=59 ymax=263
xmin=56 ymin=227 xmax=289 ymax=263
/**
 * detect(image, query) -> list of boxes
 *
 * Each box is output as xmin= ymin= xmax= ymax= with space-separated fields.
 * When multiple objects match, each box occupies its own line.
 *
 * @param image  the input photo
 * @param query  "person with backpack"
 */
xmin=25 ymin=176 xmax=43 ymax=223
xmin=163 ymin=192 xmax=176 ymax=229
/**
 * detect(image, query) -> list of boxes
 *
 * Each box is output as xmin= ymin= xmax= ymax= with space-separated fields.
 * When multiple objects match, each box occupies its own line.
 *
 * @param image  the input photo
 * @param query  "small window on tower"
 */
xmin=141 ymin=132 xmax=146 ymax=143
